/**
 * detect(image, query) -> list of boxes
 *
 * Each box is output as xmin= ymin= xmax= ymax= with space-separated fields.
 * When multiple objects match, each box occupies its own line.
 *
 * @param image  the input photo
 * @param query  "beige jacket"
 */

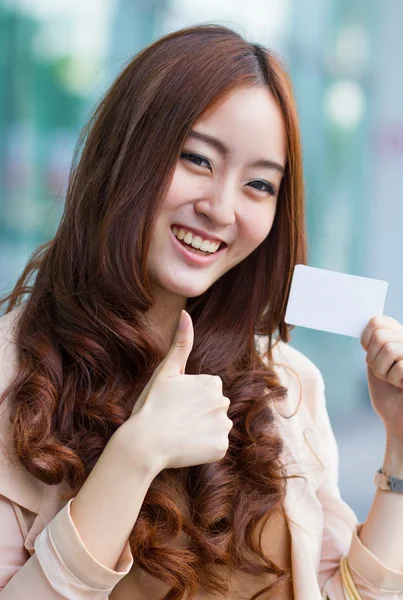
xmin=1 ymin=306 xmax=403 ymax=599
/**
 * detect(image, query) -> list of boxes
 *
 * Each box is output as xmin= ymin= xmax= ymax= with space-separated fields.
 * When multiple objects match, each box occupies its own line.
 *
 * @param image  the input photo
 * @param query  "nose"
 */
xmin=193 ymin=180 xmax=236 ymax=227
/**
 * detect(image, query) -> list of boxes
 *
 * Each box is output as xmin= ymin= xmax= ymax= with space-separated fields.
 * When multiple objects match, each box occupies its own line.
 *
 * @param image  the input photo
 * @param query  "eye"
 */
xmin=248 ymin=180 xmax=277 ymax=196
xmin=180 ymin=152 xmax=212 ymax=170
xmin=180 ymin=152 xmax=278 ymax=196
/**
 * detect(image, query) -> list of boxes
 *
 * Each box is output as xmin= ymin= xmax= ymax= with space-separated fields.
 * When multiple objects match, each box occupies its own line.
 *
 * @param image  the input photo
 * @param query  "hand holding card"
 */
xmin=284 ymin=264 xmax=389 ymax=338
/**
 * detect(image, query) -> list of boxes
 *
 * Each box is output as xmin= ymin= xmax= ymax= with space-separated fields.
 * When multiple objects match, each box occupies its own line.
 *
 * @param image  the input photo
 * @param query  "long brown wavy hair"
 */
xmin=0 ymin=24 xmax=307 ymax=599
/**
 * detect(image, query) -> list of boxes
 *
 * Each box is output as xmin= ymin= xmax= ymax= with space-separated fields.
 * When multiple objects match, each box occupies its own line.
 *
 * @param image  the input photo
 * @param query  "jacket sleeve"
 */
xmin=312 ymin=368 xmax=403 ymax=599
xmin=0 ymin=494 xmax=133 ymax=599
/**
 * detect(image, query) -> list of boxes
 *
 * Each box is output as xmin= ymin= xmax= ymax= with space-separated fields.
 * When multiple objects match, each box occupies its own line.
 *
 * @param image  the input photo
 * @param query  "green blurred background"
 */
xmin=1 ymin=0 xmax=403 ymax=520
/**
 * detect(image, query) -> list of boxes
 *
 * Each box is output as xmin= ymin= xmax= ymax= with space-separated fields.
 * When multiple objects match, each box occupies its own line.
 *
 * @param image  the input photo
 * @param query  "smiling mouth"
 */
xmin=170 ymin=227 xmax=227 ymax=264
xmin=170 ymin=226 xmax=226 ymax=255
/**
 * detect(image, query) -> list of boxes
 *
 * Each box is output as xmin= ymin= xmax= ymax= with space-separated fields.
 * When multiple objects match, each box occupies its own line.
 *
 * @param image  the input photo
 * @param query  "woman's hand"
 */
xmin=126 ymin=310 xmax=233 ymax=471
xmin=361 ymin=315 xmax=403 ymax=443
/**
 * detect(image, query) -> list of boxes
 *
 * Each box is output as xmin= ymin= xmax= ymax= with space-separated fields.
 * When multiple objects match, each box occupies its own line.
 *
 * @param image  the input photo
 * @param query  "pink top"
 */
xmin=1 ymin=306 xmax=403 ymax=599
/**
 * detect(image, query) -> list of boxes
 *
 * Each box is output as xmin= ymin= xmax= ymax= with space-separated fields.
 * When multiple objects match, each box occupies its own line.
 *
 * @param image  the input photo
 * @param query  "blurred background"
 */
xmin=1 ymin=0 xmax=402 ymax=521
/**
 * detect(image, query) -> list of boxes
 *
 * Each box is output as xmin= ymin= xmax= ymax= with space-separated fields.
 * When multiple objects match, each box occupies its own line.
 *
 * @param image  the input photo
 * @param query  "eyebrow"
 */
xmin=187 ymin=129 xmax=285 ymax=174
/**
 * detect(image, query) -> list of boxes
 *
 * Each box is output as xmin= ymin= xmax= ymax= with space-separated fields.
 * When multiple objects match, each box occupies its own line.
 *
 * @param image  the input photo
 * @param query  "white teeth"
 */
xmin=199 ymin=239 xmax=211 ymax=251
xmin=190 ymin=235 xmax=202 ymax=249
xmin=171 ymin=226 xmax=221 ymax=254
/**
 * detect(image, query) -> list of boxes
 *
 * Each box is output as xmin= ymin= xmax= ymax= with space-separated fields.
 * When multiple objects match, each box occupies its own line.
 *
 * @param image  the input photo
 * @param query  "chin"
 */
xmin=173 ymin=283 xmax=210 ymax=298
xmin=162 ymin=275 xmax=212 ymax=299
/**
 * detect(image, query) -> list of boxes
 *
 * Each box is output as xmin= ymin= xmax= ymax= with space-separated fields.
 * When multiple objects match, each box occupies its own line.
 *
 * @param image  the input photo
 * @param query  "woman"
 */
xmin=0 ymin=23 xmax=403 ymax=600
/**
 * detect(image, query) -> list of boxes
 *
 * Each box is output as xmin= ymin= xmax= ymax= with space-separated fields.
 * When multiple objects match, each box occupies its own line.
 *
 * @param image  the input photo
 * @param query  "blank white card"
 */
xmin=284 ymin=264 xmax=389 ymax=338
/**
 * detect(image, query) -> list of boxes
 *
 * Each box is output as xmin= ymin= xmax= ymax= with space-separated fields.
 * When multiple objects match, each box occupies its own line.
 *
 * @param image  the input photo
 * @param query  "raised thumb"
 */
xmin=160 ymin=310 xmax=193 ymax=376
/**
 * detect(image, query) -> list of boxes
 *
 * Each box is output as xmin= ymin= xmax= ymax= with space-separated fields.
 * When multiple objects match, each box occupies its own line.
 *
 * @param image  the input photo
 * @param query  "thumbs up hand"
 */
xmin=129 ymin=310 xmax=233 ymax=471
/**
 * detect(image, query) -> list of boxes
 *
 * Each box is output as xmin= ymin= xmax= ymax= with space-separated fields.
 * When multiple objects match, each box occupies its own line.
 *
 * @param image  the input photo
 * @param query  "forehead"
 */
xmin=194 ymin=85 xmax=287 ymax=167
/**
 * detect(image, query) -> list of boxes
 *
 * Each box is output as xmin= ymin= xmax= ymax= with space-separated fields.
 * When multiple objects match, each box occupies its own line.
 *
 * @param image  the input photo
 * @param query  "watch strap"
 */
xmin=375 ymin=467 xmax=403 ymax=493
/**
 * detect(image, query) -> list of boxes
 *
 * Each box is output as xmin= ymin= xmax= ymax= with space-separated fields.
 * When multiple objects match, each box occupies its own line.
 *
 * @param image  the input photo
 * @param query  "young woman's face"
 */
xmin=147 ymin=84 xmax=286 ymax=301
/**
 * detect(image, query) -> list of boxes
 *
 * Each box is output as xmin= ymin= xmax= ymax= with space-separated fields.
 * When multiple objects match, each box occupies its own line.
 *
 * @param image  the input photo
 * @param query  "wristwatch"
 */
xmin=374 ymin=468 xmax=403 ymax=493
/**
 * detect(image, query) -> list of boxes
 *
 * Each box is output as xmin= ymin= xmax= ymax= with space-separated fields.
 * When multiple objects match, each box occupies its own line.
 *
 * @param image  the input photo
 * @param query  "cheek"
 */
xmin=241 ymin=203 xmax=277 ymax=252
xmin=162 ymin=167 xmax=192 ymax=211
